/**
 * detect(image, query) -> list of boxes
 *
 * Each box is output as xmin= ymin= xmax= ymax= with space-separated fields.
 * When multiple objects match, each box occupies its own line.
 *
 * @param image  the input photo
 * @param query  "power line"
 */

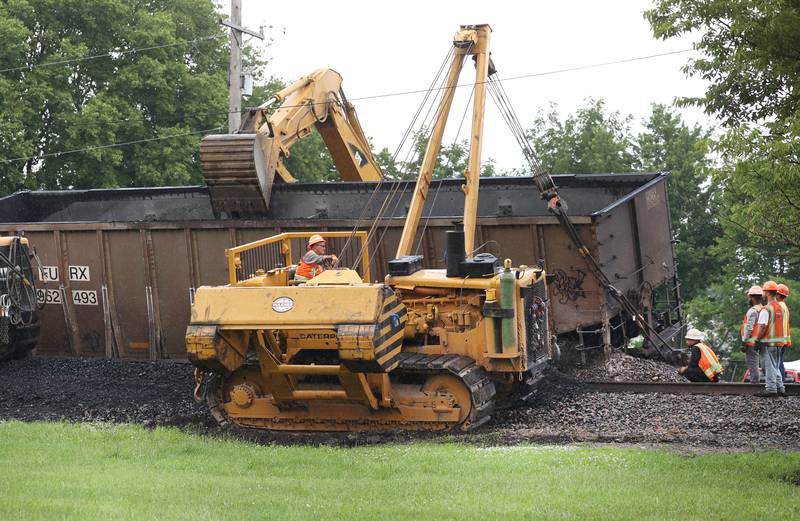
xmin=0 ymin=34 xmax=227 ymax=74
xmin=0 ymin=126 xmax=224 ymax=164
xmin=347 ymin=48 xmax=693 ymax=103
xmin=1 ymin=48 xmax=694 ymax=165
xmin=7 ymin=48 xmax=693 ymax=121
xmin=61 ymin=49 xmax=693 ymax=116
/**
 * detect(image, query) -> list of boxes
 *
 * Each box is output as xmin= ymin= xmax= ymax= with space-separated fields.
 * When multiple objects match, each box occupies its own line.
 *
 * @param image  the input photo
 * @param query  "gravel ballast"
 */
xmin=568 ymin=351 xmax=689 ymax=383
xmin=1 ymin=356 xmax=798 ymax=450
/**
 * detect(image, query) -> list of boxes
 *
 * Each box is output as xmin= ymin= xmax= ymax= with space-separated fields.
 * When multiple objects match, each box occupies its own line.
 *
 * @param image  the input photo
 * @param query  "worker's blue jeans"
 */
xmin=744 ymin=346 xmax=760 ymax=383
xmin=762 ymin=345 xmax=784 ymax=393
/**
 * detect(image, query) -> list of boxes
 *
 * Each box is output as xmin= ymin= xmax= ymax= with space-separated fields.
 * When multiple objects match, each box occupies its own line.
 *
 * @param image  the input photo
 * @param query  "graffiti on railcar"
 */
xmin=551 ymin=268 xmax=586 ymax=304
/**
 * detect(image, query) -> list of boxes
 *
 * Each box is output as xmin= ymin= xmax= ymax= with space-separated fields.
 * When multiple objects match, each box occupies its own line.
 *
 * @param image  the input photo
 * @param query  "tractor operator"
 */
xmin=294 ymin=235 xmax=338 ymax=282
xmin=678 ymin=328 xmax=723 ymax=382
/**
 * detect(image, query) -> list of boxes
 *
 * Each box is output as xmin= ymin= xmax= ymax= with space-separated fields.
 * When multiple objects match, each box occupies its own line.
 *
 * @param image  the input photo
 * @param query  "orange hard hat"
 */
xmin=308 ymin=234 xmax=326 ymax=247
xmin=777 ymin=283 xmax=790 ymax=297
xmin=762 ymin=280 xmax=779 ymax=292
xmin=746 ymin=285 xmax=764 ymax=296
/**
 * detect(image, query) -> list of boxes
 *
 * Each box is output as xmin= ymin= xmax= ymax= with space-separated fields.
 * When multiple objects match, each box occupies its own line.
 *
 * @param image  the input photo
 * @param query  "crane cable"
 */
xmin=347 ymin=46 xmax=457 ymax=272
xmin=351 ymin=48 xmax=463 ymax=270
xmin=337 ymin=45 xmax=455 ymax=270
xmin=486 ymin=73 xmax=678 ymax=361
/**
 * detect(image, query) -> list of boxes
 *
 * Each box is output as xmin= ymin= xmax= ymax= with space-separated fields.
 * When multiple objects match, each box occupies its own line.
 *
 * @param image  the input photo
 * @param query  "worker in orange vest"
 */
xmin=678 ymin=328 xmax=723 ymax=382
xmin=740 ymin=285 xmax=764 ymax=384
xmin=776 ymin=283 xmax=791 ymax=382
xmin=755 ymin=281 xmax=787 ymax=397
xmin=294 ymin=234 xmax=338 ymax=282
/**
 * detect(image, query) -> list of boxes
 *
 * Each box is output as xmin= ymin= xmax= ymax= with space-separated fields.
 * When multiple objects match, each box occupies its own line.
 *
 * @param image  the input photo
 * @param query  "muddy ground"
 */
xmin=1 ymin=356 xmax=798 ymax=451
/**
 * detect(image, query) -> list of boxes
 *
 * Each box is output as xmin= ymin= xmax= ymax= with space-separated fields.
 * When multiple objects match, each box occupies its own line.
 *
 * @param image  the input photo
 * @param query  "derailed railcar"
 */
xmin=0 ymin=173 xmax=683 ymax=360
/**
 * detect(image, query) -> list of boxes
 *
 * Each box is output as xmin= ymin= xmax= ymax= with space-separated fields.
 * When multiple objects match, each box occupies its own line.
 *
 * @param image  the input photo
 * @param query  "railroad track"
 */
xmin=586 ymin=381 xmax=800 ymax=396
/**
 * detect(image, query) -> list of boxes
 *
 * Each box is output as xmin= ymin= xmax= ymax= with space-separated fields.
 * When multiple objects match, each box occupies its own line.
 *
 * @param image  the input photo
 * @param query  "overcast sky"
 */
xmin=220 ymin=0 xmax=709 ymax=172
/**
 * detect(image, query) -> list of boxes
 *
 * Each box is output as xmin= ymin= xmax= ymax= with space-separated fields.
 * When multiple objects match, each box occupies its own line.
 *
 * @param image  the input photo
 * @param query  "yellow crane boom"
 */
xmin=396 ymin=25 xmax=494 ymax=258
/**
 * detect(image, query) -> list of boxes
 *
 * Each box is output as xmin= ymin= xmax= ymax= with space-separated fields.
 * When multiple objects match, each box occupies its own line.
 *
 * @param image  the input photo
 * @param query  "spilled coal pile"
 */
xmin=568 ymin=351 xmax=688 ymax=382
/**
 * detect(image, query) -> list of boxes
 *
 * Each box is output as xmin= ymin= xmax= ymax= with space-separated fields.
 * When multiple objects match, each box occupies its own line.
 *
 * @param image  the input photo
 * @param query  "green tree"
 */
xmin=526 ymin=99 xmax=638 ymax=174
xmin=645 ymin=1 xmax=800 ymax=259
xmin=388 ymin=128 xmax=499 ymax=180
xmin=0 ymin=0 xmax=228 ymax=195
xmin=645 ymin=0 xmax=800 ymax=127
xmin=713 ymin=126 xmax=800 ymax=267
xmin=374 ymin=147 xmax=403 ymax=179
xmin=646 ymin=0 xmax=800 ymax=350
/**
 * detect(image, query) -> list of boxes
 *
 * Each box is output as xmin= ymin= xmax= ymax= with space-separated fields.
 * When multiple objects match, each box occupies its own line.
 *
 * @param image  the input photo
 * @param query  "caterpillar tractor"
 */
xmin=199 ymin=68 xmax=384 ymax=218
xmin=0 ymin=236 xmax=39 ymax=362
xmin=186 ymin=24 xmax=554 ymax=431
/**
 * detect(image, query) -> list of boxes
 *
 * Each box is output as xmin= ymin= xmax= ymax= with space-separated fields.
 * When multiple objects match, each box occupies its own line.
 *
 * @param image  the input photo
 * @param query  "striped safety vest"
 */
xmin=778 ymin=300 xmax=791 ymax=347
xmin=762 ymin=300 xmax=788 ymax=347
xmin=295 ymin=259 xmax=324 ymax=280
xmin=740 ymin=304 xmax=763 ymax=347
xmin=696 ymin=342 xmax=723 ymax=381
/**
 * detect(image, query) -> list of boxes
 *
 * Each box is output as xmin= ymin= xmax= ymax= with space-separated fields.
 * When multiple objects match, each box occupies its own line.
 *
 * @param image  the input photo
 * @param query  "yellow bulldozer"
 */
xmin=186 ymin=23 xmax=676 ymax=431
xmin=186 ymin=24 xmax=553 ymax=431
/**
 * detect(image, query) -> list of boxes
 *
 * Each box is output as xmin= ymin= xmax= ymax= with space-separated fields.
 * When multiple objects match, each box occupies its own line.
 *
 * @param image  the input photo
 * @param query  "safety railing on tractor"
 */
xmin=225 ymin=231 xmax=372 ymax=286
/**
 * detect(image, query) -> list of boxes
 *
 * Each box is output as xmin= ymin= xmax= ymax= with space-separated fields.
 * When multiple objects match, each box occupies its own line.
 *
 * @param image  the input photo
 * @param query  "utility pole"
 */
xmin=222 ymin=0 xmax=264 ymax=133
xmin=228 ymin=0 xmax=242 ymax=133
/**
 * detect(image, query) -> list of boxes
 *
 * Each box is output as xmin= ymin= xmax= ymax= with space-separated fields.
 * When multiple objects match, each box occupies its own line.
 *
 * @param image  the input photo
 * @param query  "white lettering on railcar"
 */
xmin=71 ymin=290 xmax=98 ymax=306
xmin=36 ymin=288 xmax=62 ymax=305
xmin=68 ymin=265 xmax=90 ymax=281
xmin=39 ymin=266 xmax=59 ymax=282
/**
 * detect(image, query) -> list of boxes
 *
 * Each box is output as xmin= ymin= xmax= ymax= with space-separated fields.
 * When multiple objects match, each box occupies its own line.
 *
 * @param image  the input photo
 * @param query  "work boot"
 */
xmin=754 ymin=390 xmax=778 ymax=398
xmin=777 ymin=389 xmax=787 ymax=397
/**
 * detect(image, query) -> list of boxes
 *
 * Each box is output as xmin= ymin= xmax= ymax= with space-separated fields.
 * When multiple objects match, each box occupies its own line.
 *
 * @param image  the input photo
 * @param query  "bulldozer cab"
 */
xmin=223 ymin=231 xmax=372 ymax=288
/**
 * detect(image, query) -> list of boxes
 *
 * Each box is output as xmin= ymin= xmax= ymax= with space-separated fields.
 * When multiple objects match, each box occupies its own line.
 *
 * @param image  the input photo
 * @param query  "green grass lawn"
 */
xmin=0 ymin=422 xmax=798 ymax=521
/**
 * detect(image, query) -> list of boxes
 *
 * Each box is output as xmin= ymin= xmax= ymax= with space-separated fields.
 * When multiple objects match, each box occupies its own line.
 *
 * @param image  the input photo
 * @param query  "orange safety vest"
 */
xmin=763 ymin=300 xmax=788 ymax=347
xmin=295 ymin=258 xmax=324 ymax=280
xmin=778 ymin=300 xmax=791 ymax=347
xmin=696 ymin=342 xmax=723 ymax=381
xmin=740 ymin=304 xmax=763 ymax=347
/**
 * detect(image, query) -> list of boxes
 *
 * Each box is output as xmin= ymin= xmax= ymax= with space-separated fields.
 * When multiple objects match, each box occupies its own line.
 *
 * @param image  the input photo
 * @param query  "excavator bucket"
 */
xmin=200 ymin=133 xmax=270 ymax=217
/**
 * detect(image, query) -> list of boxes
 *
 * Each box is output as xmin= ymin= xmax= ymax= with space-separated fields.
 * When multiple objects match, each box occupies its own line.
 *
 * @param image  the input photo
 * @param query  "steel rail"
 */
xmin=586 ymin=381 xmax=800 ymax=396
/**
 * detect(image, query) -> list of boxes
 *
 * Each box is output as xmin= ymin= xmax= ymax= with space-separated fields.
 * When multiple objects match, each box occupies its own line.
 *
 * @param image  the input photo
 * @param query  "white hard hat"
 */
xmin=308 ymin=234 xmax=326 ymax=247
xmin=746 ymin=285 xmax=764 ymax=296
xmin=685 ymin=328 xmax=705 ymax=341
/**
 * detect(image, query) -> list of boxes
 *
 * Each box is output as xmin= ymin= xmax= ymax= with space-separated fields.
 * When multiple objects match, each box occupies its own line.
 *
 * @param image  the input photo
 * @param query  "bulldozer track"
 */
xmin=396 ymin=352 xmax=497 ymax=430
xmin=202 ymin=353 xmax=497 ymax=432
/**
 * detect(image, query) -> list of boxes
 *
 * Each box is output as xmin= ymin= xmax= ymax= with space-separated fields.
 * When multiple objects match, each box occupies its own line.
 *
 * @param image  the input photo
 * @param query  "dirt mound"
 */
xmin=2 ymin=357 xmax=799 ymax=450
xmin=570 ymin=351 xmax=687 ymax=383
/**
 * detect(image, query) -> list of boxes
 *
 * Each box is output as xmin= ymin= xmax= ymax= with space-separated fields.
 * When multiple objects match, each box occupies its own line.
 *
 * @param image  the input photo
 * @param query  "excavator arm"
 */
xmin=251 ymin=68 xmax=383 ymax=185
xmin=200 ymin=68 xmax=383 ymax=217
